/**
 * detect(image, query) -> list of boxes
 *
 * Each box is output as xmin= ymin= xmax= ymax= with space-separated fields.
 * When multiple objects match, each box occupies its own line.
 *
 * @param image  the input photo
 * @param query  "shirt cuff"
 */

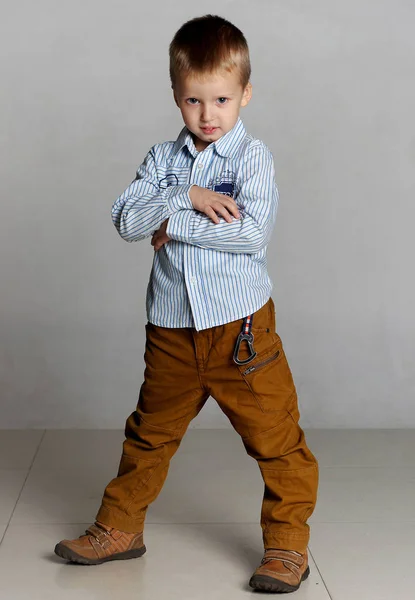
xmin=166 ymin=210 xmax=192 ymax=242
xmin=165 ymin=184 xmax=195 ymax=212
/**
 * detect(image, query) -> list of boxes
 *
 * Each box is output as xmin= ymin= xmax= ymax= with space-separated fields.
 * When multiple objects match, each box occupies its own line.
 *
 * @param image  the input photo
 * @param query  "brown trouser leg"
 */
xmin=96 ymin=297 xmax=319 ymax=553
xmin=95 ymin=322 xmax=210 ymax=532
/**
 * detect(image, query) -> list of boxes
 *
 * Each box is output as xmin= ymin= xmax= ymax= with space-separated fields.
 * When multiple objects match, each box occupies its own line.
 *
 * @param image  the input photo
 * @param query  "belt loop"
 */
xmin=269 ymin=296 xmax=276 ymax=333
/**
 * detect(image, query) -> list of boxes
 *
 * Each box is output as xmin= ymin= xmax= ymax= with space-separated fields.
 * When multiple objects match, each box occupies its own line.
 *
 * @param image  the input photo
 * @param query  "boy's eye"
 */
xmin=185 ymin=98 xmax=229 ymax=105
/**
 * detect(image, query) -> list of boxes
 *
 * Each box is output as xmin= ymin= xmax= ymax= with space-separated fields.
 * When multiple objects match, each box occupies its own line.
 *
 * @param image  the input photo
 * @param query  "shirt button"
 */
xmin=197 ymin=163 xmax=204 ymax=169
xmin=190 ymin=276 xmax=196 ymax=284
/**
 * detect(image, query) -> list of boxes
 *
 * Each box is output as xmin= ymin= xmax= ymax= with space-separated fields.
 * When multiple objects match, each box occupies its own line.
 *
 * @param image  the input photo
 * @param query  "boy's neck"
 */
xmin=191 ymin=133 xmax=210 ymax=153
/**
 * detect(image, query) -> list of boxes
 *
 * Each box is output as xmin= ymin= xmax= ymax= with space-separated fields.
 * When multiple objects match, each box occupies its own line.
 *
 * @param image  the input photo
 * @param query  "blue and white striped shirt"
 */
xmin=111 ymin=117 xmax=279 ymax=331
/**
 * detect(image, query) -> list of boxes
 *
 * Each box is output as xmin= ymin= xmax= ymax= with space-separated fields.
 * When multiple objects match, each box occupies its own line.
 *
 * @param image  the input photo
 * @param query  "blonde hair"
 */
xmin=169 ymin=14 xmax=251 ymax=90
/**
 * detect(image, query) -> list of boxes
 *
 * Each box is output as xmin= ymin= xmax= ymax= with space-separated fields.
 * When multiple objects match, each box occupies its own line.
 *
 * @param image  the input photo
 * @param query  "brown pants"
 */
xmin=96 ymin=297 xmax=319 ymax=552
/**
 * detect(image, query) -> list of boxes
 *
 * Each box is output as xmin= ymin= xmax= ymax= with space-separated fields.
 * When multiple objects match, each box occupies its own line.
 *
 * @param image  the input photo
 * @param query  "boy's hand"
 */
xmin=151 ymin=186 xmax=241 ymax=250
xmin=189 ymin=185 xmax=241 ymax=224
xmin=151 ymin=219 xmax=171 ymax=251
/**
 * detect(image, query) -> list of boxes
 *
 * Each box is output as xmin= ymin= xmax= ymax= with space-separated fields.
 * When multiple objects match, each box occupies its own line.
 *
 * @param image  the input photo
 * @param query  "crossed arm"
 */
xmin=111 ymin=142 xmax=279 ymax=254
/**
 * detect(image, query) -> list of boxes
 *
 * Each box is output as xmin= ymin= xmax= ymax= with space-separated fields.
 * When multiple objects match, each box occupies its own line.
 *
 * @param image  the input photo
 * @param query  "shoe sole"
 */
xmin=54 ymin=542 xmax=146 ymax=565
xmin=249 ymin=565 xmax=310 ymax=593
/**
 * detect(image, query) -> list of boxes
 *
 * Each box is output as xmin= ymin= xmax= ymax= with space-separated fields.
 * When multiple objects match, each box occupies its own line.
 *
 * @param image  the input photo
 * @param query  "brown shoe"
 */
xmin=54 ymin=521 xmax=146 ymax=565
xmin=249 ymin=548 xmax=310 ymax=593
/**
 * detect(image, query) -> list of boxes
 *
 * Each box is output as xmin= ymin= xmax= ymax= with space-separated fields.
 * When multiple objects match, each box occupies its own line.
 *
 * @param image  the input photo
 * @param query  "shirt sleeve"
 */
xmin=111 ymin=145 xmax=195 ymax=242
xmin=166 ymin=142 xmax=279 ymax=254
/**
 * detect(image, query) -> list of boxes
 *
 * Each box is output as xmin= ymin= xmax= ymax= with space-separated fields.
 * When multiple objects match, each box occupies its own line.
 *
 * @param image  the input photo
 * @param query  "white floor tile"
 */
xmin=309 ymin=522 xmax=415 ymax=600
xmin=2 ymin=429 xmax=415 ymax=599
xmin=147 ymin=465 xmax=262 ymax=524
xmin=177 ymin=428 xmax=249 ymax=459
xmin=148 ymin=430 xmax=261 ymax=523
xmin=34 ymin=428 xmax=415 ymax=471
xmin=0 ymin=430 xmax=44 ymax=469
xmin=310 ymin=467 xmax=415 ymax=523
xmin=0 ymin=523 xmax=329 ymax=600
xmin=305 ymin=429 xmax=415 ymax=467
xmin=0 ymin=470 xmax=28 ymax=524
xmin=10 ymin=466 xmax=115 ymax=525
xmin=14 ymin=432 xmax=415 ymax=527
xmin=0 ymin=524 xmax=6 ymax=543
xmin=31 ymin=430 xmax=125 ymax=471
xmin=10 ymin=460 xmax=263 ymax=525
xmin=32 ymin=428 xmax=253 ymax=471
xmin=13 ymin=429 xmax=264 ymax=525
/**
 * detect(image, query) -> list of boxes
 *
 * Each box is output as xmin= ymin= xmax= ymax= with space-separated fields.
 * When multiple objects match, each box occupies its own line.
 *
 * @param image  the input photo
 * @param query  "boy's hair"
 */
xmin=169 ymin=14 xmax=251 ymax=90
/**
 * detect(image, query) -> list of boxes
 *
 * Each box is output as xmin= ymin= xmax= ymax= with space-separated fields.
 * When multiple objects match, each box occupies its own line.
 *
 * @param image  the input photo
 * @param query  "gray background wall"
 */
xmin=1 ymin=0 xmax=414 ymax=428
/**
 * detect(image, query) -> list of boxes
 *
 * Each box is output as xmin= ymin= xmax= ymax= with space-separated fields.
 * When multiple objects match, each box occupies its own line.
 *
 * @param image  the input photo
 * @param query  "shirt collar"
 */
xmin=171 ymin=117 xmax=246 ymax=161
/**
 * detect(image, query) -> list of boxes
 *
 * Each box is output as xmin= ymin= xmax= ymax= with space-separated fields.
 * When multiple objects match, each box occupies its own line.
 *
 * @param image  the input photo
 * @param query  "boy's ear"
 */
xmin=241 ymin=82 xmax=253 ymax=107
xmin=172 ymin=86 xmax=179 ymax=107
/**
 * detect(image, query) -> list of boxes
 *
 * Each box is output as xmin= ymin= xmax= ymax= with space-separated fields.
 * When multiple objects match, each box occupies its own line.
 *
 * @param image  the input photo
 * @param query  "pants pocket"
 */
xmin=236 ymin=334 xmax=297 ymax=414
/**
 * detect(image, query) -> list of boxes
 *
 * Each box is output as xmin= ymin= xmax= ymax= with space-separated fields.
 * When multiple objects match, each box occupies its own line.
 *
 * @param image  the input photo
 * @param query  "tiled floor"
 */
xmin=0 ymin=428 xmax=414 ymax=599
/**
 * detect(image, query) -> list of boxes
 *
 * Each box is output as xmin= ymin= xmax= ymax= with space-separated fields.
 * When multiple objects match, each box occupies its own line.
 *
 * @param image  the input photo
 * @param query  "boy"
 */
xmin=54 ymin=14 xmax=319 ymax=594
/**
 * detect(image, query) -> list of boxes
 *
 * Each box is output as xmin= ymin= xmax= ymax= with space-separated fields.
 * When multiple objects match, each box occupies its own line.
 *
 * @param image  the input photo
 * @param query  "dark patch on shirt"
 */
xmin=211 ymin=170 xmax=236 ymax=198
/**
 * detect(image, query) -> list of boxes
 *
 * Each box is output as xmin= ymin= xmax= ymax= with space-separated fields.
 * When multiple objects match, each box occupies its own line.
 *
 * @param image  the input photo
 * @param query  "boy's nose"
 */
xmin=201 ymin=109 xmax=213 ymax=122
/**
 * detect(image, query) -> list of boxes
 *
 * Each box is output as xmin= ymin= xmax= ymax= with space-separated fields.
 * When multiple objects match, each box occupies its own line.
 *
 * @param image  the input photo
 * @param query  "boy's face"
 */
xmin=173 ymin=68 xmax=252 ymax=152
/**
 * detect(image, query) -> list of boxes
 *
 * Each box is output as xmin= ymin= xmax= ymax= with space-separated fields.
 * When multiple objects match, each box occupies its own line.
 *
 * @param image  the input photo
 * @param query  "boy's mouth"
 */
xmin=201 ymin=127 xmax=217 ymax=134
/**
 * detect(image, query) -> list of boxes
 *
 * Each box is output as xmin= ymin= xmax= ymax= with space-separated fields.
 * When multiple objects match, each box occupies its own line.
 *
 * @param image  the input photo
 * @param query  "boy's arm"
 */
xmin=166 ymin=142 xmax=279 ymax=254
xmin=111 ymin=146 xmax=195 ymax=241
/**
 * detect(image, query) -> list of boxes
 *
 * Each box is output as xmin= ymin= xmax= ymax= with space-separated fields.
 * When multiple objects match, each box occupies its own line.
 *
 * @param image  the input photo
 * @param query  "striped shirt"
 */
xmin=111 ymin=116 xmax=279 ymax=331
